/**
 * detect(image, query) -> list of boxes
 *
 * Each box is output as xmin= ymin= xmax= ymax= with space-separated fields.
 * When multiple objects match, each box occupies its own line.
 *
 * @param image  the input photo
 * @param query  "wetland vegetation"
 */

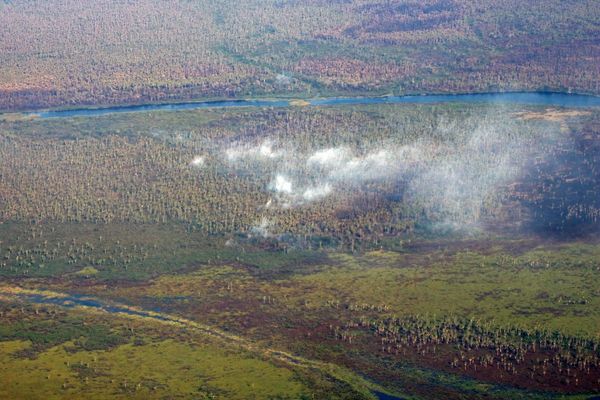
xmin=1 ymin=1 xmax=599 ymax=399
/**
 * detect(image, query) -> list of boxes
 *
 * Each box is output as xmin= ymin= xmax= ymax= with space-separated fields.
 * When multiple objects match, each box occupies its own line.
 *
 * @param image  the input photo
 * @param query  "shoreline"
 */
xmin=2 ymin=90 xmax=600 ymax=120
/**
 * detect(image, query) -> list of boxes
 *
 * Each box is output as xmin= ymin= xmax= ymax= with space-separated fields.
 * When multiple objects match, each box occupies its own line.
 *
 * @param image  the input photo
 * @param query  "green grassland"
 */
xmin=83 ymin=241 xmax=599 ymax=337
xmin=0 ymin=240 xmax=600 ymax=399
xmin=0 ymin=303 xmax=378 ymax=400
xmin=114 ymin=241 xmax=600 ymax=398
xmin=0 ymin=340 xmax=307 ymax=400
xmin=2 ymin=222 xmax=599 ymax=338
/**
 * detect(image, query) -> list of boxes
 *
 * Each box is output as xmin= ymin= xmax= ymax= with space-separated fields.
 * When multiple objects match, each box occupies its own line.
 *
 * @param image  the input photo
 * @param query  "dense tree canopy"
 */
xmin=0 ymin=0 xmax=598 ymax=111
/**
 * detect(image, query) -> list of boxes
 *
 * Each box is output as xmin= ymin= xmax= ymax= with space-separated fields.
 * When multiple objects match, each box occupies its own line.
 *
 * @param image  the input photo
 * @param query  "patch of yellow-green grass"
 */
xmin=74 ymin=267 xmax=99 ymax=277
xmin=329 ymin=253 xmax=364 ymax=270
xmin=131 ymin=265 xmax=254 ymax=299
xmin=517 ymin=242 xmax=600 ymax=269
xmin=289 ymin=247 xmax=600 ymax=337
xmin=0 ymin=339 xmax=307 ymax=399
xmin=290 ymin=99 xmax=310 ymax=107
xmin=0 ymin=113 xmax=38 ymax=122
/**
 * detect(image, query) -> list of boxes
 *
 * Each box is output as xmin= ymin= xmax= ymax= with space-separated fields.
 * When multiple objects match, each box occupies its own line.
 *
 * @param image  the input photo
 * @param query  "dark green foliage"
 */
xmin=0 ymin=314 xmax=127 ymax=355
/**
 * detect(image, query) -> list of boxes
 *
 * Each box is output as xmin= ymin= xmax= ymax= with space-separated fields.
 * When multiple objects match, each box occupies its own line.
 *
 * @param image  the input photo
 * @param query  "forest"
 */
xmin=1 ymin=0 xmax=599 ymax=111
xmin=1 ymin=104 xmax=599 ymax=249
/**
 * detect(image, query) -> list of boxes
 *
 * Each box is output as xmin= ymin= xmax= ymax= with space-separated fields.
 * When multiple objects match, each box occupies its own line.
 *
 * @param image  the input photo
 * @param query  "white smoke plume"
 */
xmin=404 ymin=125 xmax=529 ymax=226
xmin=264 ymin=147 xmax=411 ymax=206
xmin=226 ymin=139 xmax=283 ymax=162
xmin=302 ymin=183 xmax=332 ymax=201
xmin=214 ymin=110 xmax=552 ymax=229
xmin=189 ymin=156 xmax=205 ymax=167
xmin=307 ymin=147 xmax=350 ymax=168
xmin=251 ymin=217 xmax=272 ymax=238
xmin=271 ymin=174 xmax=294 ymax=194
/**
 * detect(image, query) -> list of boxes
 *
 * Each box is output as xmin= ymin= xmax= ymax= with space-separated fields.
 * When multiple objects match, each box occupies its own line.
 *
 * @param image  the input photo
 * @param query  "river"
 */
xmin=21 ymin=92 xmax=600 ymax=119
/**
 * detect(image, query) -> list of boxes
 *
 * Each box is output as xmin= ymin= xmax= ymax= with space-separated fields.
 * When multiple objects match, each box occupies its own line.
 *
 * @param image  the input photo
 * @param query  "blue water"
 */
xmin=18 ymin=293 xmax=171 ymax=322
xmin=22 ymin=92 xmax=600 ymax=119
xmin=373 ymin=390 xmax=405 ymax=400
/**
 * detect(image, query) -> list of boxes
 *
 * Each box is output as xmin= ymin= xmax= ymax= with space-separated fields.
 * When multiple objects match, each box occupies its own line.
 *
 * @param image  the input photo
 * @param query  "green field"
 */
xmin=0 ymin=302 xmax=374 ymax=400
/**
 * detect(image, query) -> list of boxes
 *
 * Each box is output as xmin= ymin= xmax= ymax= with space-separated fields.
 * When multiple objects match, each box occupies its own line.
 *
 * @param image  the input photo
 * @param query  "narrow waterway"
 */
xmin=18 ymin=92 xmax=600 ymax=119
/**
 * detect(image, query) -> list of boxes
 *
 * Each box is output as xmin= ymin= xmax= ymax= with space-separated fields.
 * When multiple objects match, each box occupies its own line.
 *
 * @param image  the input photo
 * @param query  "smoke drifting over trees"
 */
xmin=3 ymin=103 xmax=596 ymax=249
xmin=220 ymin=108 xmax=544 ymax=232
